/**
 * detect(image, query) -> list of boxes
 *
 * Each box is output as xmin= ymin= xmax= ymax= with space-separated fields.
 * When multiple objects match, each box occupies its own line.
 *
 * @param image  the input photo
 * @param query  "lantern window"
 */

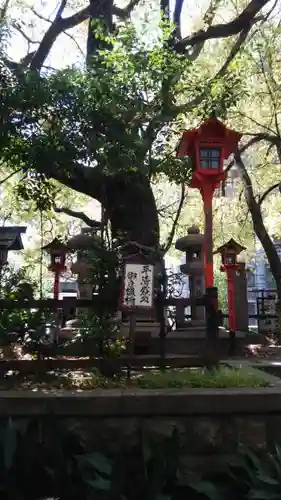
xmin=199 ymin=147 xmax=221 ymax=170
xmin=225 ymin=255 xmax=235 ymax=265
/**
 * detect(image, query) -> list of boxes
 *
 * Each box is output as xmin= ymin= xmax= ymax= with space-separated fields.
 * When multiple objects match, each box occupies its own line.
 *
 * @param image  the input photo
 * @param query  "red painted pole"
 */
xmin=201 ymin=183 xmax=215 ymax=288
xmin=53 ymin=270 xmax=60 ymax=300
xmin=226 ymin=269 xmax=236 ymax=331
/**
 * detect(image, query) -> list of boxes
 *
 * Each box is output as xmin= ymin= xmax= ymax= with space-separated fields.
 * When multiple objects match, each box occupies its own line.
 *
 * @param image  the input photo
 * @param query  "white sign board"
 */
xmin=258 ymin=296 xmax=278 ymax=334
xmin=123 ymin=263 xmax=154 ymax=309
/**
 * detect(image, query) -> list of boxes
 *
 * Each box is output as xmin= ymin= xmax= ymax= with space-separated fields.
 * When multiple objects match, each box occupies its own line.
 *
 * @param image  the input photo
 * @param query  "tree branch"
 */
xmin=0 ymin=0 xmax=10 ymax=21
xmin=56 ymin=0 xmax=67 ymax=19
xmin=235 ymin=149 xmax=281 ymax=297
xmin=176 ymin=0 xmax=269 ymax=52
xmin=0 ymin=168 xmax=22 ymax=185
xmin=11 ymin=22 xmax=40 ymax=45
xmin=63 ymin=30 xmax=85 ymax=58
xmin=215 ymin=26 xmax=251 ymax=78
xmin=30 ymin=8 xmax=52 ymax=23
xmin=173 ymin=0 xmax=184 ymax=40
xmin=113 ymin=0 xmax=142 ymax=19
xmin=225 ymin=133 xmax=279 ymax=174
xmin=36 ymin=158 xmax=104 ymax=203
xmin=189 ymin=0 xmax=223 ymax=61
xmin=163 ymin=184 xmax=186 ymax=253
xmin=21 ymin=51 xmax=37 ymax=68
xmin=53 ymin=205 xmax=102 ymax=227
xmin=29 ymin=0 xmax=141 ymax=71
xmin=259 ymin=182 xmax=280 ymax=205
xmin=30 ymin=0 xmax=72 ymax=71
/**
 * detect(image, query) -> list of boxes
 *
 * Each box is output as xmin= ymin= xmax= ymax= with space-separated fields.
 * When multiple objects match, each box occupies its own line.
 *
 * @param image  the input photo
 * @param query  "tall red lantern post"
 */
xmin=42 ymin=238 xmax=67 ymax=300
xmin=177 ymin=116 xmax=241 ymax=288
xmin=214 ymin=238 xmax=246 ymax=332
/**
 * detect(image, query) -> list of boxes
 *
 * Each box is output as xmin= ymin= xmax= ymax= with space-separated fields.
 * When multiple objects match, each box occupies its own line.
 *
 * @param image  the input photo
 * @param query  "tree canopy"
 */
xmin=1 ymin=0 xmax=281 ymax=297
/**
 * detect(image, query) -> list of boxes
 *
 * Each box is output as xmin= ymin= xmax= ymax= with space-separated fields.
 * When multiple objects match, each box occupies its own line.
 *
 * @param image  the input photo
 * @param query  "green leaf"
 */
xmin=76 ymin=452 xmax=112 ymax=476
xmin=241 ymin=446 xmax=262 ymax=470
xmin=189 ymin=481 xmax=224 ymax=500
xmin=87 ymin=476 xmax=112 ymax=491
xmin=257 ymin=474 xmax=280 ymax=486
xmin=275 ymin=444 xmax=281 ymax=465
xmin=249 ymin=490 xmax=281 ymax=500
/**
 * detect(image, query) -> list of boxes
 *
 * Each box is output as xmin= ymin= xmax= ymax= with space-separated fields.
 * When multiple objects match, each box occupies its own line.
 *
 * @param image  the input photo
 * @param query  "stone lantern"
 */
xmin=67 ymin=227 xmax=102 ymax=300
xmin=175 ymin=226 xmax=205 ymax=327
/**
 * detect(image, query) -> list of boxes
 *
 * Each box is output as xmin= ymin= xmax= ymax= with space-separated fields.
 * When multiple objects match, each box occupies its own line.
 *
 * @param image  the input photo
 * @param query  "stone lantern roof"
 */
xmin=66 ymin=231 xmax=101 ymax=251
xmin=175 ymin=226 xmax=204 ymax=252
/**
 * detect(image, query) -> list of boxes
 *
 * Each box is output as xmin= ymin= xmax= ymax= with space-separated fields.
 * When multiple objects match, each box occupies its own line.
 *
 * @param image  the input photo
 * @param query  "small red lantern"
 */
xmin=42 ymin=238 xmax=67 ymax=272
xmin=214 ymin=238 xmax=246 ymax=332
xmin=42 ymin=238 xmax=67 ymax=299
xmin=215 ymin=238 xmax=246 ymax=271
xmin=177 ymin=116 xmax=242 ymax=288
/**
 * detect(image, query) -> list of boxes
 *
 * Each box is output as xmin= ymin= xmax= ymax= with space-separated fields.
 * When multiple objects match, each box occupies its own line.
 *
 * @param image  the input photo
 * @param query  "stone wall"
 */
xmin=2 ymin=384 xmax=281 ymax=476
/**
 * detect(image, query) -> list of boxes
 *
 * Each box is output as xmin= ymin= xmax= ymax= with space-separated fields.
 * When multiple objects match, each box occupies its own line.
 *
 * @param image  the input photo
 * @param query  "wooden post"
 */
xmin=229 ymin=330 xmax=236 ymax=356
xmin=157 ymin=292 xmax=166 ymax=371
xmin=204 ymin=286 xmax=219 ymax=370
xmin=127 ymin=313 xmax=136 ymax=379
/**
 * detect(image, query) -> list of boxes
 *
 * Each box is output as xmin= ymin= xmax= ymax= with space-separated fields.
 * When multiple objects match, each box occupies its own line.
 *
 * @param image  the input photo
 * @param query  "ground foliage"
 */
xmin=0 ymin=366 xmax=268 ymax=391
xmin=0 ymin=414 xmax=279 ymax=500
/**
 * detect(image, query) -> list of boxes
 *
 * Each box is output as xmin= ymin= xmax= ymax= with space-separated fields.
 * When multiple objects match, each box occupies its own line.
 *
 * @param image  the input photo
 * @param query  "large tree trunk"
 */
xmin=85 ymin=3 xmax=160 ymax=248
xmin=237 ymin=153 xmax=281 ymax=337
xmin=236 ymin=153 xmax=281 ymax=299
xmin=103 ymin=172 xmax=159 ymax=247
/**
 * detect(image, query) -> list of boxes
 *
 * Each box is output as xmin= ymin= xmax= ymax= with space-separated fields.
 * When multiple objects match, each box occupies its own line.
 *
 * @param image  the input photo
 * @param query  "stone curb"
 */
xmin=0 ymin=386 xmax=281 ymax=416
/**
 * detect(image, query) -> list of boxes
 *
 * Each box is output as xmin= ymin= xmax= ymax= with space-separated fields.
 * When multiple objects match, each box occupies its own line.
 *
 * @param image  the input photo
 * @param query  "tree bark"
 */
xmin=236 ymin=152 xmax=281 ymax=300
xmin=103 ymin=172 xmax=159 ymax=247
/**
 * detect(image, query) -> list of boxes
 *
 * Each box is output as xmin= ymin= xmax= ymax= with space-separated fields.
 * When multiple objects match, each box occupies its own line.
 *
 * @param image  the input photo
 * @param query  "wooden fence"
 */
xmin=0 ymin=289 xmax=219 ymax=372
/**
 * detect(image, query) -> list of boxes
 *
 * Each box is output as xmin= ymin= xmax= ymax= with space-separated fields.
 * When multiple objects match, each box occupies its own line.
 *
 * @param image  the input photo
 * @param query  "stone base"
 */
xmin=120 ymin=320 xmax=161 ymax=339
xmin=149 ymin=329 xmax=246 ymax=356
xmin=181 ymin=319 xmax=205 ymax=328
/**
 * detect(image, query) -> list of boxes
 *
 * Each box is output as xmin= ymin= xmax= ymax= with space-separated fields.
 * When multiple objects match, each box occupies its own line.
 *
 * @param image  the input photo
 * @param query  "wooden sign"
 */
xmin=120 ymin=255 xmax=155 ymax=312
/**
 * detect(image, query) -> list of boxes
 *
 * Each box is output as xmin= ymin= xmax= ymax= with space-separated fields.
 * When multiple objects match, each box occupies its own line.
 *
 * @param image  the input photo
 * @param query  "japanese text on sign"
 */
xmin=123 ymin=263 xmax=154 ymax=308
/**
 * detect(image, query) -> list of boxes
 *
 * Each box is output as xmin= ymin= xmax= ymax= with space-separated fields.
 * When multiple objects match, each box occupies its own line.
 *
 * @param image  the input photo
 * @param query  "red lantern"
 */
xmin=177 ymin=117 xmax=241 ymax=288
xmin=214 ymin=238 xmax=246 ymax=332
xmin=42 ymin=238 xmax=67 ymax=300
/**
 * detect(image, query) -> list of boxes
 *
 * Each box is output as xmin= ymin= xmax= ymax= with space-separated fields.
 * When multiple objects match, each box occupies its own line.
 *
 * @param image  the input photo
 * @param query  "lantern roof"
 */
xmin=175 ymin=226 xmax=204 ymax=251
xmin=42 ymin=237 xmax=67 ymax=252
xmin=0 ymin=226 xmax=27 ymax=250
xmin=177 ymin=117 xmax=242 ymax=159
xmin=214 ymin=238 xmax=246 ymax=256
